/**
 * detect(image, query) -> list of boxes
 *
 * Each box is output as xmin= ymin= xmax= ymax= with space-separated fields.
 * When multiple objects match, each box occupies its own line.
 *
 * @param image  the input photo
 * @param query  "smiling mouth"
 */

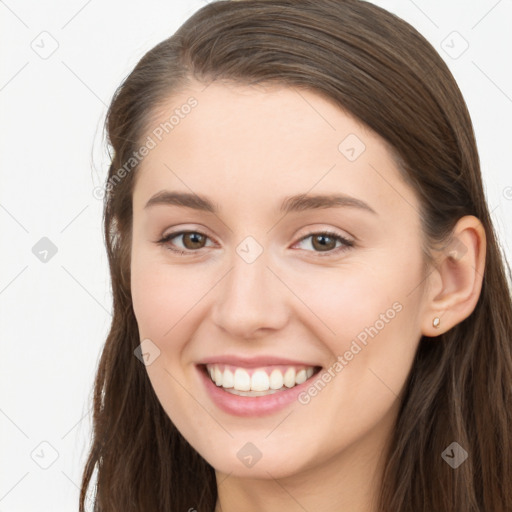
xmin=200 ymin=363 xmax=322 ymax=397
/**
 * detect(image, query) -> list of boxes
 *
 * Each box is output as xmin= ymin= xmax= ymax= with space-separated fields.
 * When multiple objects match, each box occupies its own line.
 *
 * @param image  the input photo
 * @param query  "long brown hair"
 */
xmin=79 ymin=1 xmax=512 ymax=510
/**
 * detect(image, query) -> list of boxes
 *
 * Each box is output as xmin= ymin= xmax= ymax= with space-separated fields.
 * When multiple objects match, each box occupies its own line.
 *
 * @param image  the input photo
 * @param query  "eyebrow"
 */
xmin=144 ymin=190 xmax=377 ymax=215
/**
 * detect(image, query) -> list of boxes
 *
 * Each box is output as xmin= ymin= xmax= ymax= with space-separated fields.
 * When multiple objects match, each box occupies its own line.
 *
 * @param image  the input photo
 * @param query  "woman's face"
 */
xmin=130 ymin=81 xmax=429 ymax=479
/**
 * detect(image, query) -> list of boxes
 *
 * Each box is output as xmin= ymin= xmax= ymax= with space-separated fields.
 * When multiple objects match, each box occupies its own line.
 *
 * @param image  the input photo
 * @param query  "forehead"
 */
xmin=132 ymin=81 xmax=417 ymax=221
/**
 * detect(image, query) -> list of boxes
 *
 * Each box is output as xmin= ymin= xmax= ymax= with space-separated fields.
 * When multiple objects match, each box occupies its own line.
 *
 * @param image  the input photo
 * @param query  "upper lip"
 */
xmin=197 ymin=355 xmax=321 ymax=368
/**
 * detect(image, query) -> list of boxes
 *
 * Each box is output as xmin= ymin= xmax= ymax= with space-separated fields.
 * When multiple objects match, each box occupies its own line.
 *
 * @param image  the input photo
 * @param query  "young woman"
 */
xmin=79 ymin=1 xmax=512 ymax=510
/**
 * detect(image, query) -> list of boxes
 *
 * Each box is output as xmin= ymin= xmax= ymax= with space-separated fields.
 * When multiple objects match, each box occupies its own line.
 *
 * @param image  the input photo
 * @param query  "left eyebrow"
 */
xmin=280 ymin=193 xmax=377 ymax=215
xmin=144 ymin=191 xmax=377 ymax=215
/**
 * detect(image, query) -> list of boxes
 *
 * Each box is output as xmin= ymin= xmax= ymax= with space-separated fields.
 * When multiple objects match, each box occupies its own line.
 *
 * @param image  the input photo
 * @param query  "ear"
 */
xmin=421 ymin=215 xmax=486 ymax=337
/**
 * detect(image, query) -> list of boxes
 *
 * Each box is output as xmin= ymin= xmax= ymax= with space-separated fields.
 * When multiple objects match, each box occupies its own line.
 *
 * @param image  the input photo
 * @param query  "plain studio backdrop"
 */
xmin=1 ymin=0 xmax=511 ymax=510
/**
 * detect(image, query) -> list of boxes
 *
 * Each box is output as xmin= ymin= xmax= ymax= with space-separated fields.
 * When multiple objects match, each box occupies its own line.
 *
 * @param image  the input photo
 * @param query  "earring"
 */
xmin=433 ymin=317 xmax=440 ymax=328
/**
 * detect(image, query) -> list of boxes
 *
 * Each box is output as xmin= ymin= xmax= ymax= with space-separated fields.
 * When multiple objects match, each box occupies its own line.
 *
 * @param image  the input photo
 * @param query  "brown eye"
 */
xmin=311 ymin=233 xmax=338 ymax=252
xmin=181 ymin=232 xmax=207 ymax=250
xmin=294 ymin=230 xmax=354 ymax=258
xmin=156 ymin=230 xmax=214 ymax=255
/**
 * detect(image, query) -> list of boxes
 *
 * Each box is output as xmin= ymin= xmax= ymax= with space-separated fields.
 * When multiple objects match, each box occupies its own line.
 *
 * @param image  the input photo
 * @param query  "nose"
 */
xmin=210 ymin=249 xmax=290 ymax=339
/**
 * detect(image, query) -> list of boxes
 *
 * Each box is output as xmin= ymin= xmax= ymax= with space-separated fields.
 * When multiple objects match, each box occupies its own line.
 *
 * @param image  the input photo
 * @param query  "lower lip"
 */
xmin=197 ymin=365 xmax=319 ymax=417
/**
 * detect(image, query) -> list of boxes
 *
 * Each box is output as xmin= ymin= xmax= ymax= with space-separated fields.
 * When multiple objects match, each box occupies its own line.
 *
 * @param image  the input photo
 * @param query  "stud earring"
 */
xmin=433 ymin=317 xmax=440 ymax=328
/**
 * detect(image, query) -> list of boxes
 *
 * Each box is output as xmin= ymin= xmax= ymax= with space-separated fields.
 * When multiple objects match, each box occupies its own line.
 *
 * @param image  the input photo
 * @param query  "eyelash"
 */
xmin=155 ymin=229 xmax=354 ymax=258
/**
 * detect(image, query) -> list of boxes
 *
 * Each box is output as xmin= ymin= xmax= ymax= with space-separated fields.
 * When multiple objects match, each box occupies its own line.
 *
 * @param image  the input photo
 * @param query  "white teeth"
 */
xmin=223 ymin=368 xmax=234 ymax=388
xmin=295 ymin=369 xmax=307 ymax=385
xmin=283 ymin=368 xmax=296 ymax=388
xmin=206 ymin=364 xmax=318 ymax=393
xmin=233 ymin=368 xmax=251 ymax=391
xmin=269 ymin=369 xmax=284 ymax=390
xmin=214 ymin=366 xmax=223 ymax=386
xmin=251 ymin=370 xmax=270 ymax=391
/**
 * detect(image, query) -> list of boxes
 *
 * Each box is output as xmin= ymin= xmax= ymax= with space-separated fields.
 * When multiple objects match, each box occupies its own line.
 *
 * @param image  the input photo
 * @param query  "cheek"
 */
xmin=131 ymin=252 xmax=211 ymax=341
xmin=285 ymin=252 xmax=425 ymax=408
xmin=285 ymin=258 xmax=422 ymax=346
xmin=299 ymin=252 xmax=424 ymax=403
xmin=130 ymin=255 xmax=213 ymax=437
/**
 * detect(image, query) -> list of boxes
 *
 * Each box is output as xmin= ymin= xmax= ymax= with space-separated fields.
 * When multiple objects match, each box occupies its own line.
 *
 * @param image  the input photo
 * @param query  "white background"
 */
xmin=1 ymin=1 xmax=511 ymax=510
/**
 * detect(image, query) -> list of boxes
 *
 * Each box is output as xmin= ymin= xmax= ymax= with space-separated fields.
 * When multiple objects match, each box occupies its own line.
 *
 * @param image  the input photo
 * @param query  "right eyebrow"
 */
xmin=144 ymin=191 xmax=218 ymax=212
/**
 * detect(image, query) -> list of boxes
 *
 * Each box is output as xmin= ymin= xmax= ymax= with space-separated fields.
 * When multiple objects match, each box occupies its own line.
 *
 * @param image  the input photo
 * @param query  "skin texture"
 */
xmin=130 ymin=81 xmax=486 ymax=512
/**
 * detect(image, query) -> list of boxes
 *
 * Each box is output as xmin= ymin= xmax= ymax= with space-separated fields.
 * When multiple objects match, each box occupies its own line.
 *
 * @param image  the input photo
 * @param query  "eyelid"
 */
xmin=294 ymin=224 xmax=354 ymax=243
